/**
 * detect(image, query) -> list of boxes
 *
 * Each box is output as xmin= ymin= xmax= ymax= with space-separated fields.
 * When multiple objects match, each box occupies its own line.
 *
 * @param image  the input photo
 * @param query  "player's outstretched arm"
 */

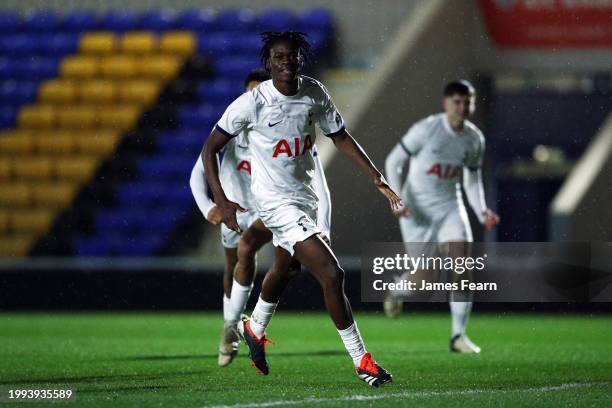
xmin=202 ymin=128 xmax=246 ymax=233
xmin=331 ymin=129 xmax=402 ymax=211
xmin=463 ymin=167 xmax=499 ymax=231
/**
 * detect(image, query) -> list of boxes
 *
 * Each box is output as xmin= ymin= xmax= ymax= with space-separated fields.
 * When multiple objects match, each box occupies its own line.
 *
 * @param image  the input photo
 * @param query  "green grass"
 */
xmin=0 ymin=312 xmax=611 ymax=407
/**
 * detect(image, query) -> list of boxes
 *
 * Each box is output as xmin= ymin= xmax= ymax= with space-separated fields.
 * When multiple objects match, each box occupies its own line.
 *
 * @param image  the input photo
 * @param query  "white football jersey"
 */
xmin=400 ymin=113 xmax=484 ymax=216
xmin=219 ymin=134 xmax=254 ymax=210
xmin=216 ymin=76 xmax=344 ymax=212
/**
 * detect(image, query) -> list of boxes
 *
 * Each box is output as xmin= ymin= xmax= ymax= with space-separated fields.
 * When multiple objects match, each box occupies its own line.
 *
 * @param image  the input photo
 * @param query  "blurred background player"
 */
xmin=384 ymin=80 xmax=500 ymax=353
xmin=203 ymin=31 xmax=401 ymax=387
xmin=190 ymin=68 xmax=331 ymax=367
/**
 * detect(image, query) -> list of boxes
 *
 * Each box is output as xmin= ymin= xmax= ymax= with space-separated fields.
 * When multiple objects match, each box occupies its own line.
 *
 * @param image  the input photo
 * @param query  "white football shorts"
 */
xmin=257 ymin=203 xmax=320 ymax=255
xmin=221 ymin=210 xmax=260 ymax=249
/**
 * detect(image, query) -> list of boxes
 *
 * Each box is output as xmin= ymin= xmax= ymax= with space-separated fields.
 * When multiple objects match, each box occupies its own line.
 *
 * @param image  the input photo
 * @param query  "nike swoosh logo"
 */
xmin=268 ymin=120 xmax=282 ymax=127
xmin=236 ymin=145 xmax=248 ymax=149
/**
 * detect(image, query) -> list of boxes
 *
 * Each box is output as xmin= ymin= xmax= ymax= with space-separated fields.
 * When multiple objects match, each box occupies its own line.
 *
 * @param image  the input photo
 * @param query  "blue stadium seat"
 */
xmin=73 ymin=236 xmax=112 ymax=256
xmin=110 ymin=234 xmax=164 ymax=256
xmin=0 ymin=58 xmax=15 ymax=80
xmin=157 ymin=131 xmax=203 ymax=154
xmin=117 ymin=182 xmax=162 ymax=207
xmin=0 ymin=34 xmax=41 ymax=56
xmin=197 ymin=32 xmax=237 ymax=56
xmin=0 ymin=81 xmax=37 ymax=104
xmin=140 ymin=9 xmax=177 ymax=32
xmin=99 ymin=10 xmax=140 ymax=31
xmin=96 ymin=209 xmax=150 ymax=234
xmin=220 ymin=57 xmax=259 ymax=80
xmin=24 ymin=10 xmax=60 ymax=32
xmin=0 ymin=105 xmax=17 ymax=128
xmin=0 ymin=12 xmax=21 ymax=33
xmin=256 ymin=9 xmax=296 ymax=32
xmin=197 ymin=79 xmax=242 ymax=105
xmin=298 ymin=8 xmax=334 ymax=32
xmin=178 ymin=9 xmax=216 ymax=32
xmin=16 ymin=57 xmax=59 ymax=80
xmin=215 ymin=9 xmax=256 ymax=32
xmin=45 ymin=34 xmax=80 ymax=56
xmin=62 ymin=11 xmax=98 ymax=32
xmin=178 ymin=104 xmax=222 ymax=128
xmin=137 ymin=155 xmax=194 ymax=180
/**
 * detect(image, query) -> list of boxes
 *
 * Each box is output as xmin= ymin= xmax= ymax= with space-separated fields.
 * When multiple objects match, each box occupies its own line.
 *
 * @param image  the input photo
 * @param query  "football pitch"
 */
xmin=1 ymin=312 xmax=611 ymax=407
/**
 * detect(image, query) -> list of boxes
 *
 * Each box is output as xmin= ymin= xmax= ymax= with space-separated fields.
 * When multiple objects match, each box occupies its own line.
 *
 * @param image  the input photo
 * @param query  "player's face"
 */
xmin=267 ymin=41 xmax=300 ymax=82
xmin=443 ymin=94 xmax=475 ymax=121
xmin=245 ymin=80 xmax=261 ymax=92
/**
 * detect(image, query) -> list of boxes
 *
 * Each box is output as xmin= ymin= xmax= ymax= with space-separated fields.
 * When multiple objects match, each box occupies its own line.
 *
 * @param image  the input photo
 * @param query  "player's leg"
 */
xmin=225 ymin=219 xmax=272 ymax=326
xmin=219 ymin=246 xmax=239 ymax=367
xmin=292 ymin=235 xmax=392 ymax=387
xmin=438 ymin=209 xmax=480 ymax=353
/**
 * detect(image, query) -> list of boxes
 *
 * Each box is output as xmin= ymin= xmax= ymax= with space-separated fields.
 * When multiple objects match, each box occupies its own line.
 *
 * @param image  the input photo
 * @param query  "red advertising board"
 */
xmin=479 ymin=0 xmax=612 ymax=47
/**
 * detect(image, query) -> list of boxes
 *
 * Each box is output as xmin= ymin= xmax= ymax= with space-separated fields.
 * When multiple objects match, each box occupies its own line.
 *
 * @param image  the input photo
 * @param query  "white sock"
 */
xmin=450 ymin=301 xmax=473 ymax=337
xmin=337 ymin=322 xmax=367 ymax=366
xmin=250 ymin=297 xmax=277 ymax=339
xmin=222 ymin=295 xmax=231 ymax=322
xmin=226 ymin=279 xmax=252 ymax=324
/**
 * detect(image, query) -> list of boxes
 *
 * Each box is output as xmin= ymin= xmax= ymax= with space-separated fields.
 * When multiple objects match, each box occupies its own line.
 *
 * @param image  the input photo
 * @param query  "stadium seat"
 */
xmin=54 ymin=157 xmax=98 ymax=182
xmin=197 ymin=79 xmax=242 ymax=105
xmin=99 ymin=11 xmax=139 ymax=32
xmin=18 ymin=57 xmax=60 ymax=80
xmin=100 ymin=55 xmax=139 ymax=78
xmin=10 ymin=209 xmax=56 ymax=233
xmin=177 ymin=9 xmax=216 ymax=32
xmin=215 ymin=9 xmax=256 ymax=32
xmin=0 ymin=158 xmax=11 ymax=180
xmin=0 ymin=183 xmax=31 ymax=207
xmin=35 ymin=133 xmax=77 ymax=155
xmin=62 ymin=11 xmax=98 ymax=33
xmin=18 ymin=105 xmax=56 ymax=128
xmin=38 ymin=80 xmax=78 ymax=103
xmin=140 ymin=10 xmax=177 ymax=32
xmin=73 ymin=235 xmax=112 ymax=256
xmin=118 ymin=80 xmax=160 ymax=104
xmin=0 ymin=34 xmax=41 ymax=56
xmin=159 ymin=31 xmax=196 ymax=56
xmin=0 ymin=106 xmax=17 ymax=128
xmin=0 ymin=234 xmax=34 ymax=256
xmin=24 ymin=10 xmax=60 ymax=33
xmin=32 ymin=182 xmax=78 ymax=207
xmin=13 ymin=157 xmax=53 ymax=180
xmin=56 ymin=105 xmax=97 ymax=128
xmin=0 ymin=81 xmax=38 ymax=105
xmin=0 ymin=133 xmax=34 ymax=154
xmin=44 ymin=34 xmax=80 ymax=56
xmin=80 ymin=32 xmax=117 ymax=54
xmin=0 ymin=12 xmax=21 ymax=33
xmin=139 ymin=55 xmax=181 ymax=80
xmin=120 ymin=31 xmax=158 ymax=54
xmin=76 ymin=130 xmax=122 ymax=155
xmin=60 ymin=56 xmax=99 ymax=79
xmin=79 ymin=80 xmax=117 ymax=103
xmin=96 ymin=104 xmax=140 ymax=130
xmin=298 ymin=8 xmax=334 ymax=32
xmin=256 ymin=9 xmax=296 ymax=32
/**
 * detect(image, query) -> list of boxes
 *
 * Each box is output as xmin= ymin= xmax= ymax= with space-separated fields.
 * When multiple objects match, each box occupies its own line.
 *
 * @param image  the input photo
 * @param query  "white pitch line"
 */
xmin=202 ymin=382 xmax=608 ymax=408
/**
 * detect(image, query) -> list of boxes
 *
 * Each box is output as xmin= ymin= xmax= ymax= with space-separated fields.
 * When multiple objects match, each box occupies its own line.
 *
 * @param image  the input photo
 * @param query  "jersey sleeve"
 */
xmin=215 ymin=92 xmax=254 ymax=138
xmin=316 ymin=84 xmax=345 ymax=137
xmin=465 ymin=131 xmax=485 ymax=170
xmin=400 ymin=120 xmax=428 ymax=156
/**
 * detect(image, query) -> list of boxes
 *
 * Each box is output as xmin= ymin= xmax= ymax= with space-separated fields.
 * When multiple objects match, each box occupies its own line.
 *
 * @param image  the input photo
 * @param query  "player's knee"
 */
xmin=321 ymin=265 xmax=345 ymax=291
xmin=237 ymin=237 xmax=258 ymax=261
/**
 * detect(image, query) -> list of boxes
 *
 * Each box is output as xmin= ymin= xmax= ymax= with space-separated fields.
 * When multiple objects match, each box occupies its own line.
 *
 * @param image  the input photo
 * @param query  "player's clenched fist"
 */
xmin=482 ymin=208 xmax=500 ymax=231
xmin=218 ymin=200 xmax=247 ymax=233
xmin=374 ymin=175 xmax=403 ymax=211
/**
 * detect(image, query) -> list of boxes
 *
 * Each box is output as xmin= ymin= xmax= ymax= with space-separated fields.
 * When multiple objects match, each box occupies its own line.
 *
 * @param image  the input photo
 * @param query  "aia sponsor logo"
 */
xmin=427 ymin=163 xmax=461 ymax=179
xmin=272 ymin=134 xmax=313 ymax=158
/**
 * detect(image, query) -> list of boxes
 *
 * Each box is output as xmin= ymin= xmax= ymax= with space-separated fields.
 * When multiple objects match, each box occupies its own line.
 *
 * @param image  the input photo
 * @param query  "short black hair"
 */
xmin=259 ymin=31 xmax=313 ymax=71
xmin=243 ymin=68 xmax=270 ymax=88
xmin=444 ymin=80 xmax=475 ymax=97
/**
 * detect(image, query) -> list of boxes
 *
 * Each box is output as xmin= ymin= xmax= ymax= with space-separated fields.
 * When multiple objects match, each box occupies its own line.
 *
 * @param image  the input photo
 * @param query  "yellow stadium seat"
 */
xmin=35 ymin=133 xmax=77 ymax=155
xmin=159 ymin=31 xmax=196 ymax=56
xmin=79 ymin=80 xmax=118 ymax=103
xmin=60 ymin=56 xmax=99 ymax=79
xmin=139 ymin=55 xmax=181 ymax=80
xmin=17 ymin=105 xmax=56 ymax=128
xmin=76 ymin=130 xmax=122 ymax=155
xmin=121 ymin=31 xmax=158 ymax=54
xmin=10 ymin=209 xmax=57 ymax=233
xmin=39 ymin=80 xmax=78 ymax=103
xmin=32 ymin=182 xmax=78 ymax=208
xmin=80 ymin=32 xmax=117 ymax=54
xmin=0 ymin=183 xmax=31 ymax=207
xmin=97 ymin=105 xmax=141 ymax=131
xmin=12 ymin=157 xmax=53 ymax=180
xmin=54 ymin=157 xmax=98 ymax=183
xmin=56 ymin=105 xmax=97 ymax=129
xmin=0 ymin=234 xmax=34 ymax=256
xmin=0 ymin=134 xmax=34 ymax=154
xmin=0 ymin=158 xmax=10 ymax=180
xmin=100 ymin=56 xmax=138 ymax=79
xmin=118 ymin=80 xmax=160 ymax=104
xmin=0 ymin=210 xmax=8 ymax=233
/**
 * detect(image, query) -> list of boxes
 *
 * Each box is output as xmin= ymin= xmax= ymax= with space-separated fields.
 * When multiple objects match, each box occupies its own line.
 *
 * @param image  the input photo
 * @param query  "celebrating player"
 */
xmin=384 ymin=80 xmax=500 ymax=353
xmin=203 ymin=32 xmax=401 ymax=387
xmin=190 ymin=69 xmax=331 ymax=367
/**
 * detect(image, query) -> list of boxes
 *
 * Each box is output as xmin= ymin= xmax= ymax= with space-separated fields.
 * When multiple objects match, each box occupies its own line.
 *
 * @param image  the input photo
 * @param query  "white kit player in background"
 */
xmin=190 ymin=69 xmax=332 ymax=368
xmin=384 ymin=80 xmax=500 ymax=353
